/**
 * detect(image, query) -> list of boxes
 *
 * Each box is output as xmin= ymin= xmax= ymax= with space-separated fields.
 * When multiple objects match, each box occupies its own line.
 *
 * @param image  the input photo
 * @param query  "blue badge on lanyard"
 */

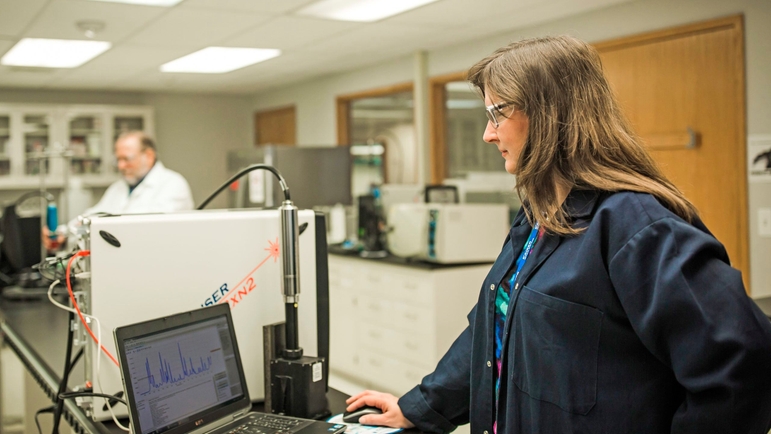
xmin=509 ymin=222 xmax=540 ymax=291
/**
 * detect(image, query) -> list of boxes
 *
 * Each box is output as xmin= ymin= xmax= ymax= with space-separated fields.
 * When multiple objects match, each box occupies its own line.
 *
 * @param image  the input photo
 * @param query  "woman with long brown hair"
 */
xmin=345 ymin=36 xmax=771 ymax=433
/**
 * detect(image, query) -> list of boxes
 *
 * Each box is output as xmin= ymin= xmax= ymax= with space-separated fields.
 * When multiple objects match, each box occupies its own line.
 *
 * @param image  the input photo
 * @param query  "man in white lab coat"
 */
xmin=44 ymin=131 xmax=193 ymax=249
xmin=85 ymin=130 xmax=193 ymax=215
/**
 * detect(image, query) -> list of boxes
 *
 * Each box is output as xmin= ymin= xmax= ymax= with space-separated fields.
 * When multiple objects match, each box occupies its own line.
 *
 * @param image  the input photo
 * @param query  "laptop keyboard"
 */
xmin=225 ymin=414 xmax=305 ymax=434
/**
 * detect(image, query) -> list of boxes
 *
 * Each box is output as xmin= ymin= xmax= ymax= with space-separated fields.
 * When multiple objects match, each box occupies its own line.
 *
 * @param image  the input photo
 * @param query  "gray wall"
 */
xmin=252 ymin=0 xmax=771 ymax=297
xmin=0 ymin=88 xmax=253 ymax=209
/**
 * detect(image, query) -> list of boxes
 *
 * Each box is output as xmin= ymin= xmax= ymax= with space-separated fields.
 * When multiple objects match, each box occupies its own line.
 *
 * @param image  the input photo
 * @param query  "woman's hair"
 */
xmin=467 ymin=35 xmax=698 ymax=235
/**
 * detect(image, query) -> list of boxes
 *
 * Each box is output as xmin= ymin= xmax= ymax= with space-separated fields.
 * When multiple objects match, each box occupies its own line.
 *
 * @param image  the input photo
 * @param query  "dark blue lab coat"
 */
xmin=398 ymin=190 xmax=771 ymax=434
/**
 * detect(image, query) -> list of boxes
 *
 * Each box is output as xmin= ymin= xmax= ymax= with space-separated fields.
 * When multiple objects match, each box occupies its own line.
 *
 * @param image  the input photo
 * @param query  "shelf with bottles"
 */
xmin=70 ymin=156 xmax=102 ymax=175
xmin=113 ymin=116 xmax=144 ymax=141
xmin=69 ymin=115 xmax=103 ymax=159
xmin=0 ymin=115 xmax=10 ymax=160
xmin=0 ymin=137 xmax=8 ymax=160
xmin=23 ymin=115 xmax=49 ymax=135
xmin=0 ymin=103 xmax=153 ymax=189
xmin=67 ymin=135 xmax=102 ymax=159
xmin=23 ymin=115 xmax=50 ymax=175
xmin=25 ymin=158 xmax=49 ymax=176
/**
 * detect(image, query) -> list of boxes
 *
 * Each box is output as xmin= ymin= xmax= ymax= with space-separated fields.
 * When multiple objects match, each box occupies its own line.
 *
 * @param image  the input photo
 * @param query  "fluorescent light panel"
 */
xmin=297 ymin=0 xmax=440 ymax=22
xmin=1 ymin=38 xmax=111 ymax=68
xmin=84 ymin=0 xmax=184 ymax=6
xmin=161 ymin=47 xmax=280 ymax=74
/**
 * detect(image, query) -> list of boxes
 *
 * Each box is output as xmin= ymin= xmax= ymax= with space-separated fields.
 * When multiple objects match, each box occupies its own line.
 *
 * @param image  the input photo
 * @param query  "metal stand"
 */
xmin=264 ymin=322 xmax=329 ymax=420
xmin=263 ymin=198 xmax=330 ymax=420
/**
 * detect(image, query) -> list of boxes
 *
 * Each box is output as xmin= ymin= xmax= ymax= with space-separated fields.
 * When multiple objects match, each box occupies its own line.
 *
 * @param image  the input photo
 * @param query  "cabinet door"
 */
xmin=328 ymin=258 xmax=361 ymax=375
xmin=0 ymin=113 xmax=11 ymax=177
xmin=66 ymin=112 xmax=108 ymax=175
xmin=21 ymin=113 xmax=52 ymax=176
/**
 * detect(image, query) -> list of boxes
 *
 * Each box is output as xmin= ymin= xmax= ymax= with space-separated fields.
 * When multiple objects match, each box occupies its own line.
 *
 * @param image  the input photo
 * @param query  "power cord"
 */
xmin=197 ymin=164 xmax=290 ymax=210
xmin=51 ymin=310 xmax=75 ymax=433
xmin=35 ymin=348 xmax=82 ymax=434
xmin=35 ymin=406 xmax=54 ymax=434
xmin=58 ymin=392 xmax=127 ymax=406
xmin=35 ymin=251 xmax=77 ymax=282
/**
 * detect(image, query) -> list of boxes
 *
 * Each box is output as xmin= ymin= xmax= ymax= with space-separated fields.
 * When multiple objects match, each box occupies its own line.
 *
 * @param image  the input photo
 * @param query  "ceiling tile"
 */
xmin=387 ymin=0 xmax=541 ymax=26
xmin=0 ymin=0 xmax=49 ymax=38
xmin=45 ymin=45 xmax=189 ymax=88
xmin=41 ymin=75 xmax=123 ymax=89
xmin=0 ymin=65 xmax=68 ymax=88
xmin=302 ymin=22 xmax=436 ymax=57
xmin=0 ymin=0 xmax=643 ymax=93
xmin=23 ymin=0 xmax=169 ymax=42
xmin=462 ymin=0 xmax=634 ymax=35
xmin=224 ymin=16 xmax=361 ymax=50
xmin=126 ymin=7 xmax=272 ymax=49
xmin=121 ymin=68 xmax=248 ymax=89
xmin=179 ymin=0 xmax=317 ymax=14
xmin=0 ymin=39 xmax=16 ymax=58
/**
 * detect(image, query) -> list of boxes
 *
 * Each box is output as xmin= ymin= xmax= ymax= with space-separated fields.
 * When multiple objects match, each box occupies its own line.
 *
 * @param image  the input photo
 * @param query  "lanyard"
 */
xmin=508 ymin=222 xmax=540 ymax=291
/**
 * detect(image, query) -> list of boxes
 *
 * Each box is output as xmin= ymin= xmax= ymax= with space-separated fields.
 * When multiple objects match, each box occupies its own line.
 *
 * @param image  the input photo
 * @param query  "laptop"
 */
xmin=114 ymin=304 xmax=347 ymax=434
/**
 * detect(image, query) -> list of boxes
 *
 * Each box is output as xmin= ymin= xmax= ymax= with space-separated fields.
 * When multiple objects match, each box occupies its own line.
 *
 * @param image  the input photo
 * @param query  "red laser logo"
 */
xmin=200 ymin=238 xmax=280 ymax=309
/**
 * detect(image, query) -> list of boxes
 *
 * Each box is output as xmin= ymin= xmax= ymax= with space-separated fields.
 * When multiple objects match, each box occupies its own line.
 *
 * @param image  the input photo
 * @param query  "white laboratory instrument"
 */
xmin=83 ymin=208 xmax=327 ymax=421
xmin=387 ymin=203 xmax=509 ymax=263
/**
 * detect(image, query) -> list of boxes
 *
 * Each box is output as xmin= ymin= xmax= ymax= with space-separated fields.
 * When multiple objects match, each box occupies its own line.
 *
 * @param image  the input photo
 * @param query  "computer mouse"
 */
xmin=342 ymin=406 xmax=383 ymax=423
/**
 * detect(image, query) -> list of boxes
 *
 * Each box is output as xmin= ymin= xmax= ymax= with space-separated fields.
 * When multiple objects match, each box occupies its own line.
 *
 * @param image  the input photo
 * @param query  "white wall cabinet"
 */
xmin=328 ymin=254 xmax=490 ymax=396
xmin=0 ymin=103 xmax=154 ymax=190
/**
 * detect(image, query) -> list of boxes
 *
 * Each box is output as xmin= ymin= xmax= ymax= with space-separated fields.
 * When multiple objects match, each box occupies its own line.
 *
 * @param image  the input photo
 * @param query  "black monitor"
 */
xmin=1 ymin=204 xmax=42 ymax=272
xmin=425 ymin=185 xmax=459 ymax=204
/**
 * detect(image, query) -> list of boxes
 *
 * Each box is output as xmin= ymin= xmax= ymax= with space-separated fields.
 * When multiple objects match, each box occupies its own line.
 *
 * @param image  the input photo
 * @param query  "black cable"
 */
xmin=52 ymin=311 xmax=75 ymax=434
xmin=35 ymin=406 xmax=55 ymax=434
xmin=35 ymin=252 xmax=76 ymax=282
xmin=36 ymin=260 xmax=62 ymax=282
xmin=69 ymin=347 xmax=84 ymax=371
xmin=58 ymin=392 xmax=127 ymax=406
xmin=197 ymin=164 xmax=291 ymax=210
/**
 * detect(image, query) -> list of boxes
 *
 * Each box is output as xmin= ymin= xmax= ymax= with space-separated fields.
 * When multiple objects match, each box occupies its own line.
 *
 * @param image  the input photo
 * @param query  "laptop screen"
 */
xmin=121 ymin=311 xmax=246 ymax=434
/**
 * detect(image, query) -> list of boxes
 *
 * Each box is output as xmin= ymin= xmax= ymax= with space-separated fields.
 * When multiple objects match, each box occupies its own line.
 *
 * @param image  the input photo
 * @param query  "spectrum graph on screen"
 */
xmin=141 ymin=343 xmax=214 ymax=395
xmin=124 ymin=317 xmax=242 ymax=433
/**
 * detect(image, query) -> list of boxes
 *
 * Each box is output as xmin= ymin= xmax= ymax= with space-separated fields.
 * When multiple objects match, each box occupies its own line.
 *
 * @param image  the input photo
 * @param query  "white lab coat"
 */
xmin=84 ymin=161 xmax=194 ymax=216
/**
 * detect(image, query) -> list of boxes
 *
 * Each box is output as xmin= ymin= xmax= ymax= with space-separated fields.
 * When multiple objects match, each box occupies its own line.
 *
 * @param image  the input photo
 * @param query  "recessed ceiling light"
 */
xmin=297 ymin=0 xmax=440 ymax=22
xmin=84 ymin=0 xmax=184 ymax=6
xmin=1 ymin=38 xmax=111 ymax=68
xmin=160 ymin=47 xmax=281 ymax=74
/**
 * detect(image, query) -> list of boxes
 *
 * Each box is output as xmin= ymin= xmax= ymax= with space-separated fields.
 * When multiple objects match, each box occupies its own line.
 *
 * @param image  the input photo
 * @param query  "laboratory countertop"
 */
xmin=0 ymin=297 xmax=351 ymax=434
xmin=327 ymin=244 xmax=493 ymax=270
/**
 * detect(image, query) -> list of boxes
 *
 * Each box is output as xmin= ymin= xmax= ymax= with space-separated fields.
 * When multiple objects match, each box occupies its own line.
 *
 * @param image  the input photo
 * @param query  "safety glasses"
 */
xmin=485 ymin=102 xmax=512 ymax=128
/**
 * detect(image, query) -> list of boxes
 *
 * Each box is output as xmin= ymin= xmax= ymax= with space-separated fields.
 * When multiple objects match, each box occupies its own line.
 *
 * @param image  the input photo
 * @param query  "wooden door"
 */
xmin=595 ymin=15 xmax=749 ymax=290
xmin=254 ymin=106 xmax=296 ymax=145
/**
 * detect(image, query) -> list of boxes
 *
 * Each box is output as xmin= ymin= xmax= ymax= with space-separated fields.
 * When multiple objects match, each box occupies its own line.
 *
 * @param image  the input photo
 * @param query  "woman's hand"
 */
xmin=345 ymin=390 xmax=416 ymax=428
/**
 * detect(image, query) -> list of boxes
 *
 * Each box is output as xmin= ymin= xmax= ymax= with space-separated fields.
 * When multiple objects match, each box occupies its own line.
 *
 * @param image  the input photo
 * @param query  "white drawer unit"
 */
xmin=328 ymin=254 xmax=491 ymax=396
